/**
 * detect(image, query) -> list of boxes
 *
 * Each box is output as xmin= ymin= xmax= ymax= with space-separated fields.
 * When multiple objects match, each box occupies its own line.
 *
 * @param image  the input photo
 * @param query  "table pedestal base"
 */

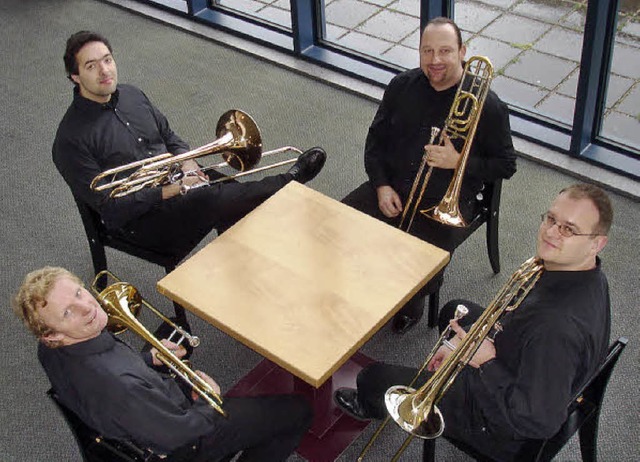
xmin=226 ymin=352 xmax=375 ymax=461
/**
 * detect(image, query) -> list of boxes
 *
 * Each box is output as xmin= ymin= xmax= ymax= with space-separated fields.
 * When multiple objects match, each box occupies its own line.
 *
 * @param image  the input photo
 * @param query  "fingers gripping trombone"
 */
xmin=90 ymin=270 xmax=225 ymax=416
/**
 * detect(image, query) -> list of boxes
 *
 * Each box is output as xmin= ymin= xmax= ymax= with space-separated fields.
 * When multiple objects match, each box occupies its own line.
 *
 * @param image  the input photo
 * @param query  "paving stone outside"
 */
xmin=534 ymin=27 xmax=584 ymax=62
xmin=503 ymin=49 xmax=577 ymax=89
xmin=215 ymin=0 xmax=639 ymax=148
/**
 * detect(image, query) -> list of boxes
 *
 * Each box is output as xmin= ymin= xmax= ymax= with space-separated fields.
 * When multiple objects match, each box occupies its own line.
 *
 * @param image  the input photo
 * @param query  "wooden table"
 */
xmin=157 ymin=182 xmax=449 ymax=460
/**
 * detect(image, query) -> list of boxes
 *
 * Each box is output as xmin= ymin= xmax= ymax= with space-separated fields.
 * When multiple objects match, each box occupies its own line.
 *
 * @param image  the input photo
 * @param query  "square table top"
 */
xmin=157 ymin=182 xmax=449 ymax=387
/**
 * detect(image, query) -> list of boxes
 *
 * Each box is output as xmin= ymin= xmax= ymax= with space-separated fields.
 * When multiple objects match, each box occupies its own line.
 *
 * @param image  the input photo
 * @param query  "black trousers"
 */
xmin=170 ymin=394 xmax=312 ymax=462
xmin=342 ymin=182 xmax=478 ymax=319
xmin=113 ymin=172 xmax=291 ymax=262
xmin=356 ymin=299 xmax=484 ymax=419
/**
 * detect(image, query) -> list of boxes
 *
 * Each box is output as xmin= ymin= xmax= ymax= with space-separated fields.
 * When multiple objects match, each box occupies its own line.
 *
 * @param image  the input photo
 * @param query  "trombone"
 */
xmin=90 ymin=109 xmax=303 ymax=198
xmin=90 ymin=270 xmax=225 ymax=416
xmin=398 ymin=56 xmax=494 ymax=232
xmin=358 ymin=257 xmax=544 ymax=460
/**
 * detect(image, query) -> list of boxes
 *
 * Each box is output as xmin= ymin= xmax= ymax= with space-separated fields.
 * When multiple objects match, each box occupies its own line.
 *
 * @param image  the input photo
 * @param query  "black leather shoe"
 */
xmin=287 ymin=147 xmax=327 ymax=184
xmin=392 ymin=313 xmax=422 ymax=334
xmin=334 ymin=388 xmax=370 ymax=421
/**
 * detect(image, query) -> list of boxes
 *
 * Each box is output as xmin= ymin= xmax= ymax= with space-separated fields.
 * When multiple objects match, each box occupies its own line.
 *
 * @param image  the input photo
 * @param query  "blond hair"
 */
xmin=13 ymin=267 xmax=82 ymax=347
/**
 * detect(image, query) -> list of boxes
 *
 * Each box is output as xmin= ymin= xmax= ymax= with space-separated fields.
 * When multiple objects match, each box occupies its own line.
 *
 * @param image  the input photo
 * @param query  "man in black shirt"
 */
xmin=53 ymin=31 xmax=326 ymax=262
xmin=13 ymin=267 xmax=312 ymax=461
xmin=334 ymin=183 xmax=613 ymax=461
xmin=343 ymin=17 xmax=516 ymax=333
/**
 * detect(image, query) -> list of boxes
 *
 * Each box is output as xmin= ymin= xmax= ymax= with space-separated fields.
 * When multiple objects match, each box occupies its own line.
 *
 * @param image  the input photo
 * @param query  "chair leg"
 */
xmin=423 ymin=438 xmax=436 ymax=462
xmin=427 ymin=289 xmax=440 ymax=328
xmin=89 ymin=238 xmax=109 ymax=290
xmin=486 ymin=212 xmax=500 ymax=274
xmin=163 ymin=265 xmax=191 ymax=333
xmin=578 ymin=413 xmax=600 ymax=462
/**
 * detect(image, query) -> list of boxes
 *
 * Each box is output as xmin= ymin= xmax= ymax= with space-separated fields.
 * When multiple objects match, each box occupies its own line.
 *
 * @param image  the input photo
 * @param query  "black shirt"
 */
xmin=364 ymin=68 xmax=517 ymax=203
xmin=441 ymin=259 xmax=611 ymax=459
xmin=39 ymin=331 xmax=219 ymax=454
xmin=52 ymin=84 xmax=190 ymax=229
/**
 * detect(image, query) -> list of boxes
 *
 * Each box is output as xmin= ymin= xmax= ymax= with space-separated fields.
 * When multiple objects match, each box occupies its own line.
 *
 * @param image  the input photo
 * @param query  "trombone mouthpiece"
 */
xmin=454 ymin=304 xmax=469 ymax=320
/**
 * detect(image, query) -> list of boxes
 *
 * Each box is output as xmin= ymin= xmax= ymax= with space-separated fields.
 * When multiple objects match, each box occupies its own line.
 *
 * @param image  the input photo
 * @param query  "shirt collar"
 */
xmin=72 ymin=85 xmax=120 ymax=111
xmin=58 ymin=330 xmax=117 ymax=356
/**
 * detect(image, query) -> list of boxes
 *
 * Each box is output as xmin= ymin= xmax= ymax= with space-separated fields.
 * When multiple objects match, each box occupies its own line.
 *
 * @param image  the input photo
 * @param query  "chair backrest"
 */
xmin=47 ymin=389 xmax=158 ymax=462
xmin=73 ymin=196 xmax=178 ymax=272
xmin=530 ymin=336 xmax=629 ymax=462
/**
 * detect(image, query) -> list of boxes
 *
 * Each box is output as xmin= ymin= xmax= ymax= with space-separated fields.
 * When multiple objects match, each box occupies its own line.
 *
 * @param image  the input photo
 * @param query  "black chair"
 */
xmin=426 ymin=179 xmax=502 ymax=327
xmin=74 ymin=196 xmax=189 ymax=328
xmin=423 ymin=336 xmax=628 ymax=462
xmin=48 ymin=389 xmax=159 ymax=462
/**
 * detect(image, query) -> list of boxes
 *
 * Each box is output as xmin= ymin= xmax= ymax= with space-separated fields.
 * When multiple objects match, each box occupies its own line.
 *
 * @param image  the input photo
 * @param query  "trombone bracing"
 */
xmin=90 ymin=270 xmax=225 ymax=417
xmin=358 ymin=257 xmax=544 ymax=461
xmin=399 ymin=56 xmax=494 ymax=232
xmin=90 ymin=110 xmax=302 ymax=198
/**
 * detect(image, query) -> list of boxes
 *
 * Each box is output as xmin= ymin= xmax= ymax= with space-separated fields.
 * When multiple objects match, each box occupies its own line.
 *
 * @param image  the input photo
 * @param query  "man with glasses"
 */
xmin=334 ymin=183 xmax=612 ymax=461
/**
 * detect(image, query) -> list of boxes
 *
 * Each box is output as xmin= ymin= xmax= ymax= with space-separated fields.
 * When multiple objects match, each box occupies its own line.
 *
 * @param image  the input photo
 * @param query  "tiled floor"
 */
xmin=216 ymin=0 xmax=640 ymax=150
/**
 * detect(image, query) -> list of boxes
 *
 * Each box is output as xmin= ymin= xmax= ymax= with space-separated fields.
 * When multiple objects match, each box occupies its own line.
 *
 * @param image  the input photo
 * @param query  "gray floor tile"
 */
xmin=611 ymin=42 xmax=640 ymax=79
xmin=382 ymin=44 xmax=420 ymax=69
xmin=621 ymin=17 xmax=640 ymax=37
xmin=456 ymin=1 xmax=503 ymax=33
xmin=602 ymin=110 xmax=640 ymax=147
xmin=325 ymin=23 xmax=349 ymax=41
xmin=400 ymin=27 xmax=421 ymax=49
xmin=512 ymin=0 xmax=574 ymax=23
xmin=492 ymin=75 xmax=547 ymax=109
xmin=334 ymin=30 xmax=393 ymax=56
xmin=560 ymin=8 xmax=587 ymax=31
xmin=257 ymin=5 xmax=291 ymax=27
xmin=555 ymin=68 xmax=578 ymax=98
xmin=615 ymin=82 xmax=640 ymax=117
xmin=217 ymin=0 xmax=261 ymax=13
xmin=482 ymin=13 xmax=552 ymax=45
xmin=503 ymin=49 xmax=577 ymax=90
xmin=325 ymin=0 xmax=380 ymax=29
xmin=388 ymin=0 xmax=420 ymax=17
xmin=466 ymin=35 xmax=521 ymax=71
xmin=478 ymin=0 xmax=520 ymax=8
xmin=536 ymin=92 xmax=576 ymax=124
xmin=606 ymin=74 xmax=636 ymax=111
xmin=356 ymin=8 xmax=417 ymax=42
xmin=534 ymin=27 xmax=583 ymax=62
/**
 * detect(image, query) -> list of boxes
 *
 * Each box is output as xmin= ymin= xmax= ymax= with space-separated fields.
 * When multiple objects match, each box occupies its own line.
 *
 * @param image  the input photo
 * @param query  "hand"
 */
xmin=181 ymin=159 xmax=209 ymax=182
xmin=376 ymin=185 xmax=403 ymax=218
xmin=425 ymin=133 xmax=460 ymax=170
xmin=161 ymin=174 xmax=206 ymax=200
xmin=191 ymin=370 xmax=221 ymax=400
xmin=427 ymin=345 xmax=452 ymax=372
xmin=449 ymin=320 xmax=496 ymax=368
xmin=150 ymin=339 xmax=187 ymax=366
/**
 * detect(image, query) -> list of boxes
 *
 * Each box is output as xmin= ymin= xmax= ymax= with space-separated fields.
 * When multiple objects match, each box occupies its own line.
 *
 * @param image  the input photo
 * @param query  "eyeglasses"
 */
xmin=540 ymin=213 xmax=601 ymax=238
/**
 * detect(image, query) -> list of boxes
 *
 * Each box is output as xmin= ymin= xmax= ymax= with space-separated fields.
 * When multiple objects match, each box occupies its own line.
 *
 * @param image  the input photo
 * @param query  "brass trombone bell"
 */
xmin=90 ymin=270 xmax=200 ymax=347
xmin=90 ymin=110 xmax=302 ymax=198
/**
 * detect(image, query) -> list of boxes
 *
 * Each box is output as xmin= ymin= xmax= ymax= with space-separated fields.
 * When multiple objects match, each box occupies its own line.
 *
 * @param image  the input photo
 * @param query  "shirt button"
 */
xmin=138 ymin=138 xmax=143 ymax=143
xmin=482 ymin=426 xmax=487 ymax=432
xmin=126 ymin=122 xmax=130 ymax=126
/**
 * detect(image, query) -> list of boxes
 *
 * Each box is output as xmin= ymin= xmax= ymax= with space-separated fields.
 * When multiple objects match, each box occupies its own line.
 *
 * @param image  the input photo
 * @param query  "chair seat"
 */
xmin=48 ymin=389 xmax=160 ymax=462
